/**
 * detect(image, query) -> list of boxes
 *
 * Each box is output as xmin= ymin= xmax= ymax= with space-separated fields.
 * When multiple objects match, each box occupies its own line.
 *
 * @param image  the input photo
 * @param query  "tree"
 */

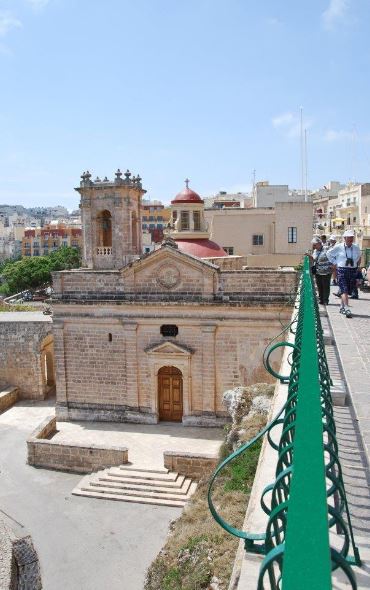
xmin=0 ymin=247 xmax=81 ymax=295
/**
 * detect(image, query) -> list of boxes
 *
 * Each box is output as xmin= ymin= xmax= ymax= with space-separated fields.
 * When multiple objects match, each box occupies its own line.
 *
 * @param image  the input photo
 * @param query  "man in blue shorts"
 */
xmin=327 ymin=230 xmax=361 ymax=318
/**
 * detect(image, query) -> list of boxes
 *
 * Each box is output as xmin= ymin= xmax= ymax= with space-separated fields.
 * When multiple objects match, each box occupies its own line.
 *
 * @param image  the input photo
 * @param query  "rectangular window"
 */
xmin=149 ymin=216 xmax=154 ymax=221
xmin=223 ymin=246 xmax=234 ymax=255
xmin=180 ymin=211 xmax=190 ymax=230
xmin=288 ymin=227 xmax=297 ymax=243
xmin=142 ymin=223 xmax=147 ymax=229
xmin=252 ymin=234 xmax=263 ymax=246
xmin=193 ymin=211 xmax=201 ymax=231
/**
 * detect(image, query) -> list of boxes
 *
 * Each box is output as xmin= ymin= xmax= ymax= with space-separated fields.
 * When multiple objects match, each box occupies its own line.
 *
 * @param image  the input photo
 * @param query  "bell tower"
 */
xmin=76 ymin=169 xmax=146 ymax=269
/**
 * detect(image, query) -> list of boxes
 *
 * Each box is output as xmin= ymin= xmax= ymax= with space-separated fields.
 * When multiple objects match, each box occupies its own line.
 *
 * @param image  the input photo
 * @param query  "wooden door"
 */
xmin=158 ymin=366 xmax=183 ymax=422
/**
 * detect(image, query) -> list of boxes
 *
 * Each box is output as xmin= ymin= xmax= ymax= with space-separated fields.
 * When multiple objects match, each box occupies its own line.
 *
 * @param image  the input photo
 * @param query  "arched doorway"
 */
xmin=158 ymin=366 xmax=183 ymax=422
xmin=97 ymin=210 xmax=112 ymax=248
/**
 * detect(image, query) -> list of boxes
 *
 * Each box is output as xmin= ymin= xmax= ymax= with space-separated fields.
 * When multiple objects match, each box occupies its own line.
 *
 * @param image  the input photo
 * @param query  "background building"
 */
xmin=22 ymin=223 xmax=82 ymax=257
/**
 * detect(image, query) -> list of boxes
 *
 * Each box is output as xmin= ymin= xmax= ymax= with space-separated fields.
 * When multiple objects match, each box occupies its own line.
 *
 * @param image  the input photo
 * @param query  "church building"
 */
xmin=52 ymin=170 xmax=297 ymax=426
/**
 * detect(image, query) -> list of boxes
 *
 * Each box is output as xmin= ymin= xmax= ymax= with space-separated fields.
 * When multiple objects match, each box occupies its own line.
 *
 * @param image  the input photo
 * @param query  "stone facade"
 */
xmin=0 ymin=314 xmax=54 ymax=399
xmin=52 ymin=245 xmax=295 ymax=426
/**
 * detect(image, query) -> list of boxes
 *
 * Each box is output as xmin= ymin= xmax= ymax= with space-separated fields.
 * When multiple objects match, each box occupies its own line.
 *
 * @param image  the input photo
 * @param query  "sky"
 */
xmin=1 ymin=0 xmax=370 ymax=209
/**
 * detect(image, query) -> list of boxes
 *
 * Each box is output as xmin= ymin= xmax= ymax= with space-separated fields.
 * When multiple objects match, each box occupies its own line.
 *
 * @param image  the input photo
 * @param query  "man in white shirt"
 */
xmin=327 ymin=230 xmax=361 ymax=318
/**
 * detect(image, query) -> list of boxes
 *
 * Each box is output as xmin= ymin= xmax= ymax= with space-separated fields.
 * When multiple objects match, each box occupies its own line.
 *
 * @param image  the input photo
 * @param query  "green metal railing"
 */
xmin=208 ymin=256 xmax=361 ymax=589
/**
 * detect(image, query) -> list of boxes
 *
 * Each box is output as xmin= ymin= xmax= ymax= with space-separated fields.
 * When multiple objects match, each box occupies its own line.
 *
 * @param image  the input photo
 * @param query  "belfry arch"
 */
xmin=96 ymin=210 xmax=112 ymax=248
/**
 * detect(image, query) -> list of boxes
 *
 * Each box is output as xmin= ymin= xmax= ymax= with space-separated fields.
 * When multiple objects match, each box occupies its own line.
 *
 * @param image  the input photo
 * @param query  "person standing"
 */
xmin=311 ymin=237 xmax=333 ymax=305
xmin=327 ymin=234 xmax=337 ymax=285
xmin=327 ymin=230 xmax=361 ymax=318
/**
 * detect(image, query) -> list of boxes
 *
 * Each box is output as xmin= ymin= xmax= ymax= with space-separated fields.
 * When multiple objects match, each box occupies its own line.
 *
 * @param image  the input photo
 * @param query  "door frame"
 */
xmin=158 ymin=366 xmax=183 ymax=421
xmin=146 ymin=342 xmax=193 ymax=422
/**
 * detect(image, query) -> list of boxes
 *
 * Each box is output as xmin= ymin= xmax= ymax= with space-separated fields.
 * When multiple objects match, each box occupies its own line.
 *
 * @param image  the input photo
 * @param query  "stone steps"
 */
xmin=72 ymin=465 xmax=197 ymax=507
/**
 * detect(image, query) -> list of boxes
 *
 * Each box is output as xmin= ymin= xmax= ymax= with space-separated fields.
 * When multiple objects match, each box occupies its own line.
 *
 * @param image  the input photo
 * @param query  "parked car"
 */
xmin=22 ymin=291 xmax=33 ymax=302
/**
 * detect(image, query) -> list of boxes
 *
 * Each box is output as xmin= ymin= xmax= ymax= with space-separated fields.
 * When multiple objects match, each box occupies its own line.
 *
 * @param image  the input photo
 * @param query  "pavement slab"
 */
xmin=0 ymin=401 xmax=183 ymax=590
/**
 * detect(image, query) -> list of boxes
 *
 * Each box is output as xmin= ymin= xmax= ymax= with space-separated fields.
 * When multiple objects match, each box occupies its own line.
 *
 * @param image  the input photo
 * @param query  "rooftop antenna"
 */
xmin=304 ymin=129 xmax=308 ymax=202
xmin=300 ymin=106 xmax=304 ymax=197
xmin=252 ymin=169 xmax=256 ymax=206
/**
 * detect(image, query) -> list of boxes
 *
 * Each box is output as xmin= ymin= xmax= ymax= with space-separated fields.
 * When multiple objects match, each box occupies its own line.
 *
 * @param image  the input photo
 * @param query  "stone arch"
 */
xmin=157 ymin=366 xmax=183 ymax=422
xmin=40 ymin=334 xmax=55 ymax=396
xmin=96 ymin=209 xmax=112 ymax=247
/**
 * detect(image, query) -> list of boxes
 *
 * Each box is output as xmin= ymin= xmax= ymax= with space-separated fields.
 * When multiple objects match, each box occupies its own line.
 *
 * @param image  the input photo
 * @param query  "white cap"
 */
xmin=343 ymin=229 xmax=355 ymax=237
xmin=329 ymin=234 xmax=337 ymax=241
xmin=311 ymin=236 xmax=322 ymax=244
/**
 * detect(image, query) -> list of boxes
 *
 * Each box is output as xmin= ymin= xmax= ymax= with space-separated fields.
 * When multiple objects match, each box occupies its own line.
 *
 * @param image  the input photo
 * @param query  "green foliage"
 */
xmin=223 ymin=439 xmax=262 ymax=493
xmin=0 ymin=247 xmax=81 ymax=295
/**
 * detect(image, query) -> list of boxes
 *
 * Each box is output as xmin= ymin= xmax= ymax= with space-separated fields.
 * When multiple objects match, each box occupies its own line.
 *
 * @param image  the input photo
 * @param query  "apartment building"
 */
xmin=22 ymin=223 xmax=82 ymax=257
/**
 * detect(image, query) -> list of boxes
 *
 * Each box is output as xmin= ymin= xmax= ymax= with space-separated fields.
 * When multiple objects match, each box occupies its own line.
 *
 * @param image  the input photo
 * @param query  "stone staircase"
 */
xmin=72 ymin=465 xmax=197 ymax=508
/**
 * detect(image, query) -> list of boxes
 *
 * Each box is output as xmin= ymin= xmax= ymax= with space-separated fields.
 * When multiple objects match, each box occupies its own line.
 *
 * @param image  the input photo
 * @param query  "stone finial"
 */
xmin=124 ymin=169 xmax=131 ymax=180
xmin=80 ymin=170 xmax=93 ymax=186
xmin=115 ymin=169 xmax=122 ymax=178
xmin=95 ymin=176 xmax=101 ymax=182
xmin=132 ymin=175 xmax=137 ymax=183
xmin=103 ymin=176 xmax=109 ymax=182
xmin=136 ymin=174 xmax=142 ymax=183
xmin=162 ymin=236 xmax=178 ymax=249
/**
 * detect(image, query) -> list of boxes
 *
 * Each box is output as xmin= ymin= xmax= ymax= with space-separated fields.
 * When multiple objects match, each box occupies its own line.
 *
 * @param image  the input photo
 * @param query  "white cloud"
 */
xmin=0 ymin=11 xmax=22 ymax=37
xmin=272 ymin=112 xmax=294 ymax=128
xmin=272 ymin=111 xmax=313 ymax=138
xmin=322 ymin=0 xmax=349 ymax=30
xmin=25 ymin=0 xmax=50 ymax=10
xmin=324 ymin=129 xmax=352 ymax=141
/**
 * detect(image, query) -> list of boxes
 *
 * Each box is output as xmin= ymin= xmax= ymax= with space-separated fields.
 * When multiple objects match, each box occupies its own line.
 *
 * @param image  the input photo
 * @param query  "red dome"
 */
xmin=171 ymin=187 xmax=204 ymax=204
xmin=175 ymin=239 xmax=227 ymax=258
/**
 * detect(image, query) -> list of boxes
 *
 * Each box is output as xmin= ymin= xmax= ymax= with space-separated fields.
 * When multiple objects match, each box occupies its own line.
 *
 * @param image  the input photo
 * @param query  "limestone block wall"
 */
xmin=27 ymin=416 xmax=128 ymax=473
xmin=52 ymin=270 xmax=124 ymax=300
xmin=220 ymin=269 xmax=297 ymax=299
xmin=0 ymin=316 xmax=53 ymax=399
xmin=54 ymin=305 xmax=289 ymax=424
xmin=163 ymin=451 xmax=218 ymax=480
xmin=0 ymin=387 xmax=18 ymax=413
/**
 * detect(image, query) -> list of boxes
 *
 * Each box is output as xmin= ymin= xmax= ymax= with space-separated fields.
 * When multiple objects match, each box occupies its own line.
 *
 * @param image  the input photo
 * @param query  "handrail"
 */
xmin=208 ymin=256 xmax=361 ymax=588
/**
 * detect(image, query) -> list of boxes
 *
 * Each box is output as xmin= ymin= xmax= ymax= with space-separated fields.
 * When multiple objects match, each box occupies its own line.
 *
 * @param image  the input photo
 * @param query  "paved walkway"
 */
xmin=52 ymin=420 xmax=223 ymax=468
xmin=326 ymin=286 xmax=370 ymax=463
xmin=0 ymin=401 xmax=183 ymax=590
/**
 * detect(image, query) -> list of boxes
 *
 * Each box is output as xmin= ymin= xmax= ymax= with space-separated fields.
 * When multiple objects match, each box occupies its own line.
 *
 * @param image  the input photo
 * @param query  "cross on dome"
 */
xmin=184 ymin=178 xmax=190 ymax=189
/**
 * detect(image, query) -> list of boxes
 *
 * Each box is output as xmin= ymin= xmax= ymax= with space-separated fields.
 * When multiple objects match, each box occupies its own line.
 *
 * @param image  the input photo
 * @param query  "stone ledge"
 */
xmin=27 ymin=417 xmax=129 ymax=473
xmin=0 ymin=386 xmax=19 ymax=414
xmin=163 ymin=451 xmax=218 ymax=480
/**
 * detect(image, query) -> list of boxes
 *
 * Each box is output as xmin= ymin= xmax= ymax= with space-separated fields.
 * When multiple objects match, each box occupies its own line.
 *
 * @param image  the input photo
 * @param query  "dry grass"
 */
xmin=0 ymin=303 xmax=35 ymax=312
xmin=144 ymin=475 xmax=249 ymax=590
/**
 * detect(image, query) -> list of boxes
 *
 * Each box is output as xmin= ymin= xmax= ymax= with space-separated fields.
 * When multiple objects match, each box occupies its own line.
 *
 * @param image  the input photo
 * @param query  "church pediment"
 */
xmin=146 ymin=342 xmax=193 ymax=356
xmin=121 ymin=244 xmax=219 ymax=296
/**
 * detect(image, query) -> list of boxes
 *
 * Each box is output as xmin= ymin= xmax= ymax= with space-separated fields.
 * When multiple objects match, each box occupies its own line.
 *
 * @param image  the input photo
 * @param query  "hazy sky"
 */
xmin=1 ymin=0 xmax=370 ymax=209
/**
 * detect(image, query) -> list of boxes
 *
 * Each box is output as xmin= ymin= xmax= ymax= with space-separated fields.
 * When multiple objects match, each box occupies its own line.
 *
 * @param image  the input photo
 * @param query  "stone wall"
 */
xmin=53 ymin=304 xmax=290 ymax=424
xmin=0 ymin=517 xmax=41 ymax=590
xmin=163 ymin=451 xmax=218 ymax=480
xmin=220 ymin=268 xmax=297 ymax=300
xmin=0 ymin=314 xmax=53 ymax=399
xmin=27 ymin=416 xmax=128 ymax=472
xmin=52 ymin=269 xmax=124 ymax=300
xmin=0 ymin=386 xmax=18 ymax=413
